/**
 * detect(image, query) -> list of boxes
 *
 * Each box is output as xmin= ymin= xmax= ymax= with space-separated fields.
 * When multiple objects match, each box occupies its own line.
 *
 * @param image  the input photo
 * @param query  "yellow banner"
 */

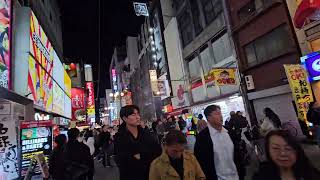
xmin=64 ymin=70 xmax=71 ymax=97
xmin=284 ymin=64 xmax=314 ymax=121
xmin=212 ymin=69 xmax=237 ymax=86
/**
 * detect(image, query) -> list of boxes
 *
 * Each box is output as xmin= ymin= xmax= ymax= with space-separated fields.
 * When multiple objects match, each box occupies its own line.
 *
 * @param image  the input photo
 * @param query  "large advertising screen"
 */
xmin=52 ymin=50 xmax=64 ymax=88
xmin=0 ymin=0 xmax=11 ymax=88
xmin=64 ymin=94 xmax=71 ymax=119
xmin=64 ymin=70 xmax=71 ymax=97
xmin=20 ymin=120 xmax=52 ymax=177
xmin=28 ymin=55 xmax=53 ymax=111
xmin=71 ymin=88 xmax=86 ymax=122
xmin=52 ymin=81 xmax=64 ymax=116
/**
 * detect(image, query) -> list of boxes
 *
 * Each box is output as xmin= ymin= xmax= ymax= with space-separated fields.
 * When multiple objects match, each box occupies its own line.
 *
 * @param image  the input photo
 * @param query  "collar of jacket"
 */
xmin=158 ymin=151 xmax=192 ymax=177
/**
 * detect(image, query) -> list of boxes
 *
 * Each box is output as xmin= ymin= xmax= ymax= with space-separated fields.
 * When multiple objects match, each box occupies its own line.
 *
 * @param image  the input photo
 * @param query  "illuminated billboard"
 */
xmin=0 ymin=0 xmax=11 ymax=88
xmin=86 ymin=82 xmax=96 ymax=122
xmin=71 ymin=88 xmax=86 ymax=121
xmin=52 ymin=81 xmax=64 ymax=116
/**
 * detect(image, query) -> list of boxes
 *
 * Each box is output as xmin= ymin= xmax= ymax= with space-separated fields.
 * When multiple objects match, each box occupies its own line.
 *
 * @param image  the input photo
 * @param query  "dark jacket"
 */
xmin=65 ymin=141 xmax=93 ymax=180
xmin=99 ymin=131 xmax=111 ymax=150
xmin=49 ymin=147 xmax=67 ymax=180
xmin=307 ymin=107 xmax=320 ymax=125
xmin=194 ymin=127 xmax=241 ymax=180
xmin=114 ymin=126 xmax=162 ymax=180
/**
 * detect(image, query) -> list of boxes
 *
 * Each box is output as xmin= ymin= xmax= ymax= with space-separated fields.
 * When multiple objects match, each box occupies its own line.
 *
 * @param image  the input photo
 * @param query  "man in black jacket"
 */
xmin=194 ymin=105 xmax=240 ymax=180
xmin=114 ymin=105 xmax=162 ymax=180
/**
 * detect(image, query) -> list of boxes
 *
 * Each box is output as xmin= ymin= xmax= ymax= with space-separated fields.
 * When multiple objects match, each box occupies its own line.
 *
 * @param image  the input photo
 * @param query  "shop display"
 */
xmin=20 ymin=120 xmax=52 ymax=177
xmin=0 ymin=0 xmax=11 ymax=89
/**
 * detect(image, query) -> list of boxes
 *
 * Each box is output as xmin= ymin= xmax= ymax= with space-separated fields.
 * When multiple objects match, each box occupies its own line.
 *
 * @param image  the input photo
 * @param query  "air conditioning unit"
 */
xmin=245 ymin=75 xmax=255 ymax=90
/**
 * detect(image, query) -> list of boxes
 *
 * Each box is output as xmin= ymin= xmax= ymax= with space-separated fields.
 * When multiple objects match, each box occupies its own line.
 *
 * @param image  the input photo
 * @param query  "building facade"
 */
xmin=227 ymin=0 xmax=302 ymax=123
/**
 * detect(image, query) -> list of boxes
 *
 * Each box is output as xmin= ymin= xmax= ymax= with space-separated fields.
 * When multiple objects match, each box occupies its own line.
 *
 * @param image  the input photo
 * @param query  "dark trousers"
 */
xmin=102 ymin=151 xmax=111 ymax=167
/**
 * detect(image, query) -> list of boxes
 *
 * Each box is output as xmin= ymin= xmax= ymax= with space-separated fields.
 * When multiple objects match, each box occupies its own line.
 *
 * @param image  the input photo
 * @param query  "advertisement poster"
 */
xmin=284 ymin=64 xmax=314 ymax=121
xmin=213 ymin=69 xmax=236 ymax=86
xmin=52 ymin=51 xmax=64 ymax=88
xmin=64 ymin=70 xmax=71 ymax=97
xmin=0 ymin=114 xmax=19 ymax=179
xmin=71 ymin=88 xmax=86 ymax=121
xmin=64 ymin=94 xmax=71 ymax=119
xmin=0 ymin=0 xmax=11 ymax=89
xmin=86 ymin=82 xmax=95 ymax=121
xmin=28 ymin=56 xmax=53 ymax=111
xmin=52 ymin=82 xmax=64 ymax=116
xmin=20 ymin=120 xmax=52 ymax=177
xmin=30 ymin=12 xmax=53 ymax=75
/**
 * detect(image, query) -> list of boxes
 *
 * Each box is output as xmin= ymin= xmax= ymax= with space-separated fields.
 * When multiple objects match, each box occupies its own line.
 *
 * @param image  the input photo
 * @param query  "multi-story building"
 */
xmin=227 ymin=0 xmax=302 ymax=122
xmin=161 ymin=0 xmax=246 ymax=121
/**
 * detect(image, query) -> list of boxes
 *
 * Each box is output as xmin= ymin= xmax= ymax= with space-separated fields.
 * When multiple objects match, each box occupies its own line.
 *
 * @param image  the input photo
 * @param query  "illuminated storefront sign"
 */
xmin=133 ymin=2 xmax=149 ymax=16
xmin=71 ymin=88 xmax=86 ymax=121
xmin=112 ymin=69 xmax=117 ymax=91
xmin=20 ymin=120 xmax=52 ymax=177
xmin=34 ymin=113 xmax=51 ymax=121
xmin=301 ymin=52 xmax=320 ymax=82
xmin=0 ymin=0 xmax=11 ymax=88
xmin=86 ymin=82 xmax=96 ymax=122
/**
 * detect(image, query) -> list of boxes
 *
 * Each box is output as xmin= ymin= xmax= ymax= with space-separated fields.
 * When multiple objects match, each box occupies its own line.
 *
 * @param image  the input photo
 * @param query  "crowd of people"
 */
xmin=48 ymin=104 xmax=320 ymax=180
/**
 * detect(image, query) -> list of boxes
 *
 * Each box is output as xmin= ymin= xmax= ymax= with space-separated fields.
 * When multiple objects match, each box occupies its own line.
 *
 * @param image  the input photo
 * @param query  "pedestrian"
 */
xmin=149 ymin=129 xmax=205 ymax=180
xmin=178 ymin=116 xmax=187 ymax=134
xmin=307 ymin=102 xmax=320 ymax=147
xmin=84 ymin=130 xmax=95 ymax=156
xmin=99 ymin=125 xmax=112 ymax=167
xmin=194 ymin=105 xmax=240 ymax=180
xmin=260 ymin=108 xmax=282 ymax=136
xmin=156 ymin=118 xmax=166 ymax=143
xmin=114 ymin=105 xmax=162 ymax=180
xmin=165 ymin=116 xmax=178 ymax=132
xmin=65 ymin=128 xmax=93 ymax=180
xmin=252 ymin=130 xmax=320 ymax=180
xmin=197 ymin=114 xmax=207 ymax=133
xmin=225 ymin=111 xmax=236 ymax=127
xmin=49 ymin=134 xmax=67 ymax=180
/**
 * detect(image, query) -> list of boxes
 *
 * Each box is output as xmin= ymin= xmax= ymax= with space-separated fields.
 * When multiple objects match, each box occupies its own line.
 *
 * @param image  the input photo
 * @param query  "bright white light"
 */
xmin=109 ymin=93 xmax=114 ymax=97
xmin=149 ymin=28 xmax=154 ymax=33
xmin=156 ymin=91 xmax=161 ymax=95
xmin=120 ymin=92 xmax=125 ymax=97
xmin=154 ymin=62 xmax=158 ymax=67
xmin=151 ymin=41 xmax=155 ymax=45
xmin=152 ymin=54 xmax=157 ymax=59
xmin=115 ymin=92 xmax=120 ymax=97
xmin=149 ymin=36 xmax=154 ymax=40
xmin=104 ymin=107 xmax=108 ymax=110
xmin=151 ymin=47 xmax=156 ymax=52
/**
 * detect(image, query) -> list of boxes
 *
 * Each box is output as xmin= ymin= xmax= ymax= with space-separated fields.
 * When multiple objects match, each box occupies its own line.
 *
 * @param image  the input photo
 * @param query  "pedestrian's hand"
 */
xmin=133 ymin=153 xmax=141 ymax=160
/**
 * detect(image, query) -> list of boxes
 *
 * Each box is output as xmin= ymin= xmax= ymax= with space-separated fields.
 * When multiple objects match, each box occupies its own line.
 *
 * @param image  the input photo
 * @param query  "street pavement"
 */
xmin=94 ymin=158 xmax=119 ymax=180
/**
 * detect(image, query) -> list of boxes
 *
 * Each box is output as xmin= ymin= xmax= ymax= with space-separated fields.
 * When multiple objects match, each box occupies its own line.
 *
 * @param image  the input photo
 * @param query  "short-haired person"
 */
xmin=149 ymin=130 xmax=205 ymax=180
xmin=253 ymin=130 xmax=320 ymax=180
xmin=194 ymin=105 xmax=240 ymax=180
xmin=114 ymin=105 xmax=162 ymax=180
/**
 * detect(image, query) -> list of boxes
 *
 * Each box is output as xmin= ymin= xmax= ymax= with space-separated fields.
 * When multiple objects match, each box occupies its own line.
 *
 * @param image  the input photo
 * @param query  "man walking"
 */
xmin=194 ymin=105 xmax=239 ymax=180
xmin=114 ymin=105 xmax=161 ymax=180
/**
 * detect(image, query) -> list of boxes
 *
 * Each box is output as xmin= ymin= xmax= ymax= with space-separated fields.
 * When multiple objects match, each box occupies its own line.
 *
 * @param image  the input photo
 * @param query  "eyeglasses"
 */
xmin=271 ymin=146 xmax=295 ymax=154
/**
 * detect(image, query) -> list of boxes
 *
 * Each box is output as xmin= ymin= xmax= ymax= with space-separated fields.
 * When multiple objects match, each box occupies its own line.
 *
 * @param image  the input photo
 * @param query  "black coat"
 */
xmin=114 ymin=126 xmax=162 ymax=180
xmin=194 ymin=127 xmax=242 ymax=180
xmin=49 ymin=147 xmax=67 ymax=180
xmin=64 ymin=141 xmax=94 ymax=180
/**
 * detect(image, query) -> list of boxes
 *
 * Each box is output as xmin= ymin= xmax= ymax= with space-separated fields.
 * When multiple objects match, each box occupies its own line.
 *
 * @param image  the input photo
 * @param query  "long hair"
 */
xmin=265 ymin=130 xmax=320 ymax=179
xmin=264 ymin=108 xmax=281 ymax=128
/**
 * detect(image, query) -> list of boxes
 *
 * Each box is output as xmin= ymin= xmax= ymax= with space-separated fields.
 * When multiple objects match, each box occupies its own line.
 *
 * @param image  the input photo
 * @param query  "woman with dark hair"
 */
xmin=260 ymin=108 xmax=281 ymax=136
xmin=49 ymin=134 xmax=67 ymax=180
xmin=253 ymin=130 xmax=320 ymax=180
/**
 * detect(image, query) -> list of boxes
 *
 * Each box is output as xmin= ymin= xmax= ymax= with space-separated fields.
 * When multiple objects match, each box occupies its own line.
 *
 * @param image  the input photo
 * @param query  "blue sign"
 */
xmin=301 ymin=51 xmax=320 ymax=82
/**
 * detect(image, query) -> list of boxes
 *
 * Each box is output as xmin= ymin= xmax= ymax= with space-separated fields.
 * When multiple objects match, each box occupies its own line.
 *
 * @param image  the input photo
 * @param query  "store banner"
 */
xmin=0 ymin=0 xmax=11 ymax=89
xmin=284 ymin=64 xmax=314 ymax=121
xmin=20 ymin=120 xmax=52 ymax=177
xmin=86 ymin=82 xmax=96 ymax=120
xmin=71 ymin=88 xmax=86 ymax=121
xmin=149 ymin=70 xmax=161 ymax=96
xmin=0 ymin=113 xmax=19 ymax=179
xmin=212 ymin=69 xmax=237 ymax=86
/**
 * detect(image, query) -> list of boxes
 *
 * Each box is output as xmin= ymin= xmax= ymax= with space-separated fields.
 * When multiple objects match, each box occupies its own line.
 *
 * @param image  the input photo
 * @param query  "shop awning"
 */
xmin=294 ymin=0 xmax=320 ymax=29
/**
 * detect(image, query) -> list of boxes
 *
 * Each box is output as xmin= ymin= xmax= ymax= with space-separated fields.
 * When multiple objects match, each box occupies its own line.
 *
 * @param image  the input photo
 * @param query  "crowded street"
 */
xmin=1 ymin=0 xmax=320 ymax=180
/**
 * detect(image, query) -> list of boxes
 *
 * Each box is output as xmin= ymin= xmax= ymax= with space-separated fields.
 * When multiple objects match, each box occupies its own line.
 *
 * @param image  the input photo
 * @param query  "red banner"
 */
xmin=85 ymin=82 xmax=96 ymax=120
xmin=20 ymin=120 xmax=52 ymax=129
xmin=71 ymin=88 xmax=86 ymax=121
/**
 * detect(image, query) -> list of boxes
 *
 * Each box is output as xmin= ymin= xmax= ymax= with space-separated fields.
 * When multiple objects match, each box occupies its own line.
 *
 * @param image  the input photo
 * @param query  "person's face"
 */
xmin=207 ymin=109 xmax=223 ymax=128
xmin=165 ymin=144 xmax=185 ymax=159
xmin=269 ymin=135 xmax=297 ymax=169
xmin=124 ymin=109 xmax=141 ymax=127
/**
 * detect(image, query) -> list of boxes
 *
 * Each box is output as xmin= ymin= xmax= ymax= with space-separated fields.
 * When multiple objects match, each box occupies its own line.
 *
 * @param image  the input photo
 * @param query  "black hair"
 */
xmin=265 ymin=130 xmax=320 ymax=179
xmin=85 ymin=130 xmax=93 ymax=141
xmin=264 ymin=107 xmax=281 ymax=128
xmin=198 ymin=114 xmax=203 ymax=119
xmin=120 ymin=105 xmax=140 ymax=120
xmin=204 ymin=105 xmax=220 ymax=119
xmin=68 ymin=128 xmax=80 ymax=141
xmin=220 ymin=70 xmax=229 ymax=76
xmin=55 ymin=134 xmax=67 ymax=148
xmin=164 ymin=130 xmax=187 ymax=146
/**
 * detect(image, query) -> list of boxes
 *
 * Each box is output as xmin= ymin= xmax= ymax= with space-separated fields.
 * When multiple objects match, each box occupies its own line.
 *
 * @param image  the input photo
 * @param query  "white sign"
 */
xmin=34 ymin=113 xmax=50 ymax=121
xmin=133 ymin=2 xmax=149 ymax=17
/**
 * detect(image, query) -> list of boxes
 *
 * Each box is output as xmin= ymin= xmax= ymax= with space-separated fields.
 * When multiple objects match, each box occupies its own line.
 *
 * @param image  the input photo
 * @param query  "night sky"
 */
xmin=57 ymin=0 xmax=148 ymax=97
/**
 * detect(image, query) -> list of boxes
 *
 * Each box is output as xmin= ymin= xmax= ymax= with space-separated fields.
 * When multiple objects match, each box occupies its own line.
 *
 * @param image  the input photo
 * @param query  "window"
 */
xmin=200 ymin=0 xmax=223 ymax=24
xmin=178 ymin=10 xmax=194 ymax=47
xmin=189 ymin=0 xmax=203 ymax=35
xmin=200 ymin=46 xmax=214 ymax=74
xmin=244 ymin=25 xmax=294 ymax=67
xmin=238 ymin=0 xmax=256 ymax=21
xmin=211 ymin=33 xmax=232 ymax=63
xmin=188 ymin=56 xmax=202 ymax=81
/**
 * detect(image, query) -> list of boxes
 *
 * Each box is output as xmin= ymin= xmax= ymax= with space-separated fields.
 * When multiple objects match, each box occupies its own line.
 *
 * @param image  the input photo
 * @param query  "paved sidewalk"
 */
xmin=94 ymin=159 xmax=119 ymax=180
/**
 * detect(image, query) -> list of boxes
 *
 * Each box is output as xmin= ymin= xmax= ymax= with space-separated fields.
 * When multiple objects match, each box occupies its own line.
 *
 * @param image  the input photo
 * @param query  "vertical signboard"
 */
xmin=64 ymin=70 xmax=71 ymax=97
xmin=20 ymin=120 xmax=52 ymax=177
xmin=71 ymin=88 xmax=86 ymax=121
xmin=86 ymin=82 xmax=95 ymax=123
xmin=112 ymin=69 xmax=117 ymax=91
xmin=284 ymin=64 xmax=314 ymax=121
xmin=0 ymin=105 xmax=18 ymax=179
xmin=0 ymin=0 xmax=11 ymax=88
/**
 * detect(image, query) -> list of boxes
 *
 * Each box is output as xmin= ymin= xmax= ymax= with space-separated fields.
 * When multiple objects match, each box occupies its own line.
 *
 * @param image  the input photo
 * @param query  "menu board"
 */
xmin=20 ymin=120 xmax=52 ymax=177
